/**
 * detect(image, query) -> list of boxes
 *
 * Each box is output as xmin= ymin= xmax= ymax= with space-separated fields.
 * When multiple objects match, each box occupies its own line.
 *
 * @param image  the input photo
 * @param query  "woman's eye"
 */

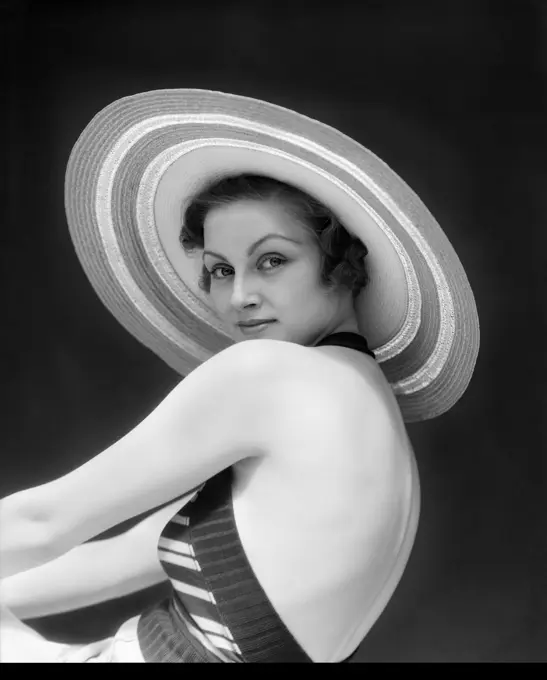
xmin=209 ymin=255 xmax=287 ymax=281
xmin=259 ymin=255 xmax=287 ymax=270
xmin=210 ymin=265 xmax=233 ymax=280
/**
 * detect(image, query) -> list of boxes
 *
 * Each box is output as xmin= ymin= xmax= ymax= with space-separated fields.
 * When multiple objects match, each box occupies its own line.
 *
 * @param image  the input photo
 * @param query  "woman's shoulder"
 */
xmin=311 ymin=342 xmax=397 ymax=409
xmin=216 ymin=338 xmax=401 ymax=431
xmin=255 ymin=341 xmax=400 ymax=429
xmin=256 ymin=342 xmax=412 ymax=481
xmin=221 ymin=337 xmax=379 ymax=382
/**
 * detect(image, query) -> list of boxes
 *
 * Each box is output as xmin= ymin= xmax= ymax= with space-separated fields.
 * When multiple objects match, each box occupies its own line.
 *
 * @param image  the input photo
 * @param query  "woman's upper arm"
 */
xmin=40 ymin=340 xmax=296 ymax=552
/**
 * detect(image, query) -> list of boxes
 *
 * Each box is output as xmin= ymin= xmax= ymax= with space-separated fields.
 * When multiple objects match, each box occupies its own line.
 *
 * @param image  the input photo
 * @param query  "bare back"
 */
xmin=231 ymin=344 xmax=420 ymax=662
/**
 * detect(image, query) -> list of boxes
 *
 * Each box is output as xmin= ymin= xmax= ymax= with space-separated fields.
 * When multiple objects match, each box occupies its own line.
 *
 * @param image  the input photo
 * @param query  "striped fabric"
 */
xmin=137 ymin=469 xmax=312 ymax=663
xmin=136 ymin=332 xmax=374 ymax=663
xmin=155 ymin=488 xmax=243 ymax=662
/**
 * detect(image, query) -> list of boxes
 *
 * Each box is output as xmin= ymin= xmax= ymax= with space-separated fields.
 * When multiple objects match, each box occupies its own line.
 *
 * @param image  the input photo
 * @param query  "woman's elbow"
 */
xmin=0 ymin=489 xmax=65 ymax=578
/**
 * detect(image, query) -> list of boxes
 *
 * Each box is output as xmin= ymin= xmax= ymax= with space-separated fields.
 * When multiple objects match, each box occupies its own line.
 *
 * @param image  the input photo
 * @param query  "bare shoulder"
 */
xmin=228 ymin=341 xmax=412 ymax=486
xmin=213 ymin=338 xmax=313 ymax=368
xmin=215 ymin=338 xmax=371 ymax=378
xmin=246 ymin=342 xmax=413 ymax=490
xmin=245 ymin=340 xmax=401 ymax=427
xmin=310 ymin=342 xmax=398 ymax=410
xmin=207 ymin=339 xmax=328 ymax=391
xmin=213 ymin=339 xmax=403 ymax=437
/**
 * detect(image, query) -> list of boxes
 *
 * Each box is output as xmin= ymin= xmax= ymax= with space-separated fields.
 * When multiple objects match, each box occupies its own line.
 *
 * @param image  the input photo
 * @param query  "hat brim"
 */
xmin=65 ymin=89 xmax=480 ymax=422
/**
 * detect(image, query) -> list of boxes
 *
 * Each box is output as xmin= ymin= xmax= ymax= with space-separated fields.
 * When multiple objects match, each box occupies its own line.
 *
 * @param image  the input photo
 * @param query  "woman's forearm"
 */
xmin=0 ymin=529 xmax=168 ymax=620
xmin=0 ymin=486 xmax=186 ymax=619
xmin=0 ymin=491 xmax=62 ymax=580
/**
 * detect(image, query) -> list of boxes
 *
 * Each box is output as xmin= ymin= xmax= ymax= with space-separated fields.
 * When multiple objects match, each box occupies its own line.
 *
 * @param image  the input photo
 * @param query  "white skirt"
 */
xmin=0 ymin=605 xmax=145 ymax=663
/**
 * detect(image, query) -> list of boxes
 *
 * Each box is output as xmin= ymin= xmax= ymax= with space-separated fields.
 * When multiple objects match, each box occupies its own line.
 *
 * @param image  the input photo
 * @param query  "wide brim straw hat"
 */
xmin=64 ymin=89 xmax=479 ymax=422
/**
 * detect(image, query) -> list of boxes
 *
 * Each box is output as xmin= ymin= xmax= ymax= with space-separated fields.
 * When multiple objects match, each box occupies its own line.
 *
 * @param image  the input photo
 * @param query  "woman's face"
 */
xmin=202 ymin=198 xmax=352 ymax=346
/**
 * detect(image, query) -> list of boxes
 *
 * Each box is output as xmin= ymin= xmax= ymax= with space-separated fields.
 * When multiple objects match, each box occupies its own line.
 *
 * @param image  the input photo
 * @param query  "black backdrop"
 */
xmin=3 ymin=0 xmax=546 ymax=662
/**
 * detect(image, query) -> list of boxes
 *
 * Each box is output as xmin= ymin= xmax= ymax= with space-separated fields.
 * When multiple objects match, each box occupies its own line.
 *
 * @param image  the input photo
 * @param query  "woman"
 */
xmin=0 ymin=90 xmax=479 ymax=662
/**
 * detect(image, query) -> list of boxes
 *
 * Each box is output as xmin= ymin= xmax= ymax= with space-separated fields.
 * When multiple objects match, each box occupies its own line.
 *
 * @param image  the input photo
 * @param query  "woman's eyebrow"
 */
xmin=203 ymin=234 xmax=301 ymax=261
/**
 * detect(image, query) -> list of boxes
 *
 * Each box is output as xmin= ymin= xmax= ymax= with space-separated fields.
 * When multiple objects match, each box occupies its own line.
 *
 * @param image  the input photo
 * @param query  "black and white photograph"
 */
xmin=1 ymin=0 xmax=545 ymax=663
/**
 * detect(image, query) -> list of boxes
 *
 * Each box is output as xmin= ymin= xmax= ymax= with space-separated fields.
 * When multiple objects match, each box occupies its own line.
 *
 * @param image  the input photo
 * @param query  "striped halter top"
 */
xmin=136 ymin=332 xmax=376 ymax=663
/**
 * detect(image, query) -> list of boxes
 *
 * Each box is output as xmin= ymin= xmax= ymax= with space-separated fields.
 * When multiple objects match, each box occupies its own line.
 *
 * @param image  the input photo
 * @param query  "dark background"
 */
xmin=3 ymin=0 xmax=546 ymax=662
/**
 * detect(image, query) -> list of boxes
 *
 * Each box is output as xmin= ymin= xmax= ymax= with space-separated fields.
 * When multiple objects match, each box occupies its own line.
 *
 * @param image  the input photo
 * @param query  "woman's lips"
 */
xmin=237 ymin=320 xmax=277 ymax=335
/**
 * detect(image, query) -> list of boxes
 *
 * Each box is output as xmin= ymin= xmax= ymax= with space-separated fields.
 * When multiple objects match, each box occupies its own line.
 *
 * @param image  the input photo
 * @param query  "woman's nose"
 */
xmin=230 ymin=275 xmax=260 ymax=310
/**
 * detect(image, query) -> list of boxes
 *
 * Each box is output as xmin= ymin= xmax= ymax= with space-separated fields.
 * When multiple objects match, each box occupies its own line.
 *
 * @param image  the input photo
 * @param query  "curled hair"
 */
xmin=180 ymin=174 xmax=369 ymax=298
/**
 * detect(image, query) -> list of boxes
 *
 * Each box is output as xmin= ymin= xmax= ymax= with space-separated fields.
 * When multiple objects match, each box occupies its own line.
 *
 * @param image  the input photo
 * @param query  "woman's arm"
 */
xmin=0 ymin=339 xmax=292 ymax=578
xmin=0 ymin=495 xmax=189 ymax=620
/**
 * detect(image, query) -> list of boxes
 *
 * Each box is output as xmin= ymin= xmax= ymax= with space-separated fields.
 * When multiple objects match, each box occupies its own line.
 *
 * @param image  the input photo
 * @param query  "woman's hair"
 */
xmin=180 ymin=174 xmax=369 ymax=298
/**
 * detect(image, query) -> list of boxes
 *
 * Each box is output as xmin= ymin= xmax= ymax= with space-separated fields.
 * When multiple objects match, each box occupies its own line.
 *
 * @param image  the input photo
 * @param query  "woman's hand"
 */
xmin=58 ymin=637 xmax=113 ymax=663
